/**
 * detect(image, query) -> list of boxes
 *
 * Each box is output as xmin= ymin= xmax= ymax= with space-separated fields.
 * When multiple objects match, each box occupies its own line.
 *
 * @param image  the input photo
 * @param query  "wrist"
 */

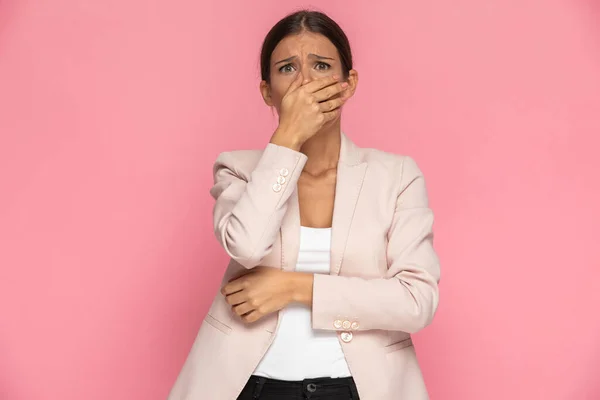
xmin=289 ymin=272 xmax=314 ymax=306
xmin=270 ymin=128 xmax=303 ymax=151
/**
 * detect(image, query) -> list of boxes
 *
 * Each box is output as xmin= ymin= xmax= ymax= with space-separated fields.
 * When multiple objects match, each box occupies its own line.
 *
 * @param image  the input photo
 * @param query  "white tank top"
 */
xmin=253 ymin=226 xmax=352 ymax=380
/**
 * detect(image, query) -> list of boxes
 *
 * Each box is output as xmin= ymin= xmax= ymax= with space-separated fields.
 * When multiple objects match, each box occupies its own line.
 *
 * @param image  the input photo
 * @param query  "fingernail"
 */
xmin=341 ymin=82 xmax=348 ymax=88
xmin=332 ymin=74 xmax=339 ymax=80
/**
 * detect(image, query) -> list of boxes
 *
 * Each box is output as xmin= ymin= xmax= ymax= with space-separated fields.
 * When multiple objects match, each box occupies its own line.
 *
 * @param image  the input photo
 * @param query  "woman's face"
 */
xmin=260 ymin=31 xmax=358 ymax=113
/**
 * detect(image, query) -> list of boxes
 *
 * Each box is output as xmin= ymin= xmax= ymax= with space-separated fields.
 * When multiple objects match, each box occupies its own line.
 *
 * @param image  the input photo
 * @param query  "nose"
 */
xmin=300 ymin=73 xmax=312 ymax=85
xmin=299 ymin=65 xmax=316 ymax=85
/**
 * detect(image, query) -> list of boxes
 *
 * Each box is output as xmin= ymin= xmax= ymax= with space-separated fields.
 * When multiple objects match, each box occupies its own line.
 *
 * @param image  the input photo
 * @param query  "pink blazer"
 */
xmin=168 ymin=133 xmax=440 ymax=400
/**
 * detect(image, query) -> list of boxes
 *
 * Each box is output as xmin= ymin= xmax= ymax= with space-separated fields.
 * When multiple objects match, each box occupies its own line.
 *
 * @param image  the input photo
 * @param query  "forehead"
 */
xmin=271 ymin=31 xmax=338 ymax=61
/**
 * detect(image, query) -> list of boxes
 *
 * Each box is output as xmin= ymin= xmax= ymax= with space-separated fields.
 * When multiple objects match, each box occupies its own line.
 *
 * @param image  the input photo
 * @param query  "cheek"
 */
xmin=268 ymin=82 xmax=288 ymax=107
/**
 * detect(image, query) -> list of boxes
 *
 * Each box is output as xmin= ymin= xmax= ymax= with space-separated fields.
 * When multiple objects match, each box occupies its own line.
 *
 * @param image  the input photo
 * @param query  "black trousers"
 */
xmin=236 ymin=375 xmax=360 ymax=400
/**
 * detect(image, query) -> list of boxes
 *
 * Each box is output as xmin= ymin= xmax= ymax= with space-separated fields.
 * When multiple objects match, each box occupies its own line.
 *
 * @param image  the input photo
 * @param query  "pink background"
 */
xmin=1 ymin=1 xmax=599 ymax=399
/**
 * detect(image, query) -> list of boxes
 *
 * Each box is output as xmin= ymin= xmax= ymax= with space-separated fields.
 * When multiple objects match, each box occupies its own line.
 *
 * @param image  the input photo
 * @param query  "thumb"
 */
xmin=286 ymin=72 xmax=304 ymax=93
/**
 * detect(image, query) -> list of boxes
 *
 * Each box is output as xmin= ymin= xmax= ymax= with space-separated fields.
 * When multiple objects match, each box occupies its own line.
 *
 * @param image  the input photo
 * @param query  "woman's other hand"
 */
xmin=221 ymin=267 xmax=314 ymax=324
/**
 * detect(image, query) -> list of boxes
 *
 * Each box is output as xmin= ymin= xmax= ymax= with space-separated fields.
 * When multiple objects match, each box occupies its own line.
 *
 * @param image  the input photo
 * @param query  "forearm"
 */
xmin=212 ymin=144 xmax=307 ymax=268
xmin=311 ymin=273 xmax=439 ymax=334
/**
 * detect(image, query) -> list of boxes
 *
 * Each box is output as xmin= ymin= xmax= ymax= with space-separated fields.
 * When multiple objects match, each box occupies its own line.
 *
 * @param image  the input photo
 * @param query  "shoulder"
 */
xmin=360 ymin=148 xmax=430 ymax=206
xmin=360 ymin=148 xmax=424 ymax=182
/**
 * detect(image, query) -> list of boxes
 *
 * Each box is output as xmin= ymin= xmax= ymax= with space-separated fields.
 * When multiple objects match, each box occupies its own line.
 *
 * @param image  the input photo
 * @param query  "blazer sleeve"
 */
xmin=209 ymin=143 xmax=308 ymax=269
xmin=311 ymin=156 xmax=441 ymax=334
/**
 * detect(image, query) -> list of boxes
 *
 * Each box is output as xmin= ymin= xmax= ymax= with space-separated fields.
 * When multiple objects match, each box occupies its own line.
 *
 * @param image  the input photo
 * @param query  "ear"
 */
xmin=345 ymin=69 xmax=359 ymax=98
xmin=260 ymin=80 xmax=273 ymax=107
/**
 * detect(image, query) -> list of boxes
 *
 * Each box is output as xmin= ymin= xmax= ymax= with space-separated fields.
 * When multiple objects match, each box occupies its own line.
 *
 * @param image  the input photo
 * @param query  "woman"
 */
xmin=168 ymin=10 xmax=440 ymax=400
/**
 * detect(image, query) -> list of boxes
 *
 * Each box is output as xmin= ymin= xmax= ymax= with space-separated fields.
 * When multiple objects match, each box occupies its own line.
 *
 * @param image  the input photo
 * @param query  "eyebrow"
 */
xmin=274 ymin=53 xmax=335 ymax=65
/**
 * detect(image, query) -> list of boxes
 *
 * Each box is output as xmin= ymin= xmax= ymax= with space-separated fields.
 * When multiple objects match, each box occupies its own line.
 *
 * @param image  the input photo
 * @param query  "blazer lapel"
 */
xmin=279 ymin=133 xmax=367 ymax=275
xmin=330 ymin=133 xmax=367 ymax=275
xmin=280 ymin=188 xmax=300 ymax=272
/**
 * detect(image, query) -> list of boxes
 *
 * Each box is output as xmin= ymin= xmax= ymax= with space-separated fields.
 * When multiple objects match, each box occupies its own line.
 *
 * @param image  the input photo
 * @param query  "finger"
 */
xmin=312 ymin=82 xmax=348 ymax=102
xmin=322 ymin=108 xmax=343 ymax=124
xmin=241 ymin=298 xmax=282 ymax=324
xmin=285 ymin=72 xmax=304 ymax=94
xmin=221 ymin=279 xmax=246 ymax=296
xmin=232 ymin=301 xmax=254 ymax=316
xmin=241 ymin=308 xmax=265 ymax=324
xmin=302 ymin=75 xmax=340 ymax=94
xmin=318 ymin=96 xmax=346 ymax=113
xmin=225 ymin=291 xmax=247 ymax=306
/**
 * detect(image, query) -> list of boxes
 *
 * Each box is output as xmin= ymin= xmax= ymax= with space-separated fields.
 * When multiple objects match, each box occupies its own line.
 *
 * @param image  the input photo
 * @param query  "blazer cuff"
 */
xmin=240 ymin=143 xmax=308 ymax=211
xmin=258 ymin=143 xmax=307 ymax=188
xmin=311 ymin=274 xmax=362 ymax=332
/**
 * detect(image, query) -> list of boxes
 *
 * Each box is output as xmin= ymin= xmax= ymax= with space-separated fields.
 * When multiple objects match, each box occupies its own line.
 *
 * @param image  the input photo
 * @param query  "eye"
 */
xmin=278 ymin=64 xmax=295 ymax=73
xmin=315 ymin=62 xmax=331 ymax=71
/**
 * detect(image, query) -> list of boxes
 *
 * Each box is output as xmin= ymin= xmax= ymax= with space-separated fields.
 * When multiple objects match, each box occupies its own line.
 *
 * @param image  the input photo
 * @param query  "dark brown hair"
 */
xmin=260 ymin=10 xmax=353 ymax=83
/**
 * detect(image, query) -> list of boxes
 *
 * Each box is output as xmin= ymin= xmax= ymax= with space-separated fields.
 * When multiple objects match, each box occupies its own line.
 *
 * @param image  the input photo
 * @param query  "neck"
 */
xmin=299 ymin=122 xmax=341 ymax=175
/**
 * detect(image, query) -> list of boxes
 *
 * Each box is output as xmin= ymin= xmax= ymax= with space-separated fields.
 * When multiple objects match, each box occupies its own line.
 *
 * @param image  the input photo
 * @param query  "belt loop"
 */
xmin=252 ymin=377 xmax=266 ymax=399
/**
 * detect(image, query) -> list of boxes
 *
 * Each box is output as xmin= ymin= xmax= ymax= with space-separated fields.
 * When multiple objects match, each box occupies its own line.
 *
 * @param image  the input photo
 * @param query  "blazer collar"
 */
xmin=339 ymin=131 xmax=363 ymax=167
